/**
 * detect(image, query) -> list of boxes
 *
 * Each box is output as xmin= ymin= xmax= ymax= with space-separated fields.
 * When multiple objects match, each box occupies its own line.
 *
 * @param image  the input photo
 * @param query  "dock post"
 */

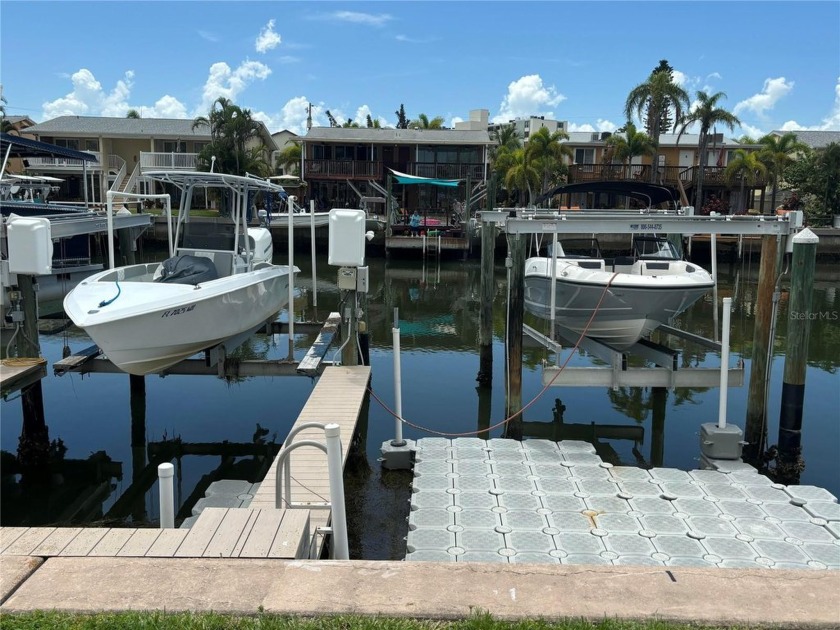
xmin=158 ymin=462 xmax=175 ymax=528
xmin=776 ymin=228 xmax=818 ymax=484
xmin=117 ymin=225 xmax=136 ymax=266
xmin=650 ymin=387 xmax=667 ymax=468
xmin=341 ymin=291 xmax=358 ymax=367
xmin=325 ymin=423 xmax=349 ymax=560
xmin=476 ymin=176 xmax=497 ymax=388
xmin=743 ymin=235 xmax=781 ymax=463
xmin=503 ymin=232 xmax=525 ymax=440
xmin=130 ymin=374 xmax=147 ymax=521
xmin=380 ymin=308 xmax=415 ymax=469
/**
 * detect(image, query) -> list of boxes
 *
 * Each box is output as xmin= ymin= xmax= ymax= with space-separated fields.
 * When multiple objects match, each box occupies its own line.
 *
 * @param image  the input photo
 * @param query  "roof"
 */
xmin=304 ymin=126 xmax=492 ymax=145
xmin=21 ymin=116 xmax=212 ymax=139
xmin=536 ymin=181 xmax=679 ymax=207
xmin=0 ymin=132 xmax=99 ymax=162
xmin=564 ymin=132 xmax=742 ymax=147
xmin=772 ymin=130 xmax=840 ymax=149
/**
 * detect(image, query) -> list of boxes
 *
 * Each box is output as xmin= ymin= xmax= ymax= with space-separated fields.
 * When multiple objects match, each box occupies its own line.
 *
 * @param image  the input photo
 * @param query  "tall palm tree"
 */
xmin=192 ymin=97 xmax=266 ymax=176
xmin=724 ymin=149 xmax=767 ymax=214
xmin=758 ymin=132 xmax=808 ymax=215
xmin=525 ymin=126 xmax=571 ymax=203
xmin=503 ymin=148 xmax=540 ymax=207
xmin=678 ymin=91 xmax=740 ymax=210
xmin=625 ymin=70 xmax=690 ymax=183
xmin=605 ymin=122 xmax=656 ymax=171
xmin=409 ymin=113 xmax=445 ymax=130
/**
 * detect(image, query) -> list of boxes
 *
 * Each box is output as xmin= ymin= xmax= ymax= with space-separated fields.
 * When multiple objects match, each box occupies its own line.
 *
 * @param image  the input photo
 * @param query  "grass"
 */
xmin=0 ymin=612 xmax=768 ymax=630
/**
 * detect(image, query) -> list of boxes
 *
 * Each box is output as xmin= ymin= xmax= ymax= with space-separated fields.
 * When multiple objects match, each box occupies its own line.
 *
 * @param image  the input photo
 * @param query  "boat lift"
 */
xmin=491 ymin=207 xmax=804 ymax=390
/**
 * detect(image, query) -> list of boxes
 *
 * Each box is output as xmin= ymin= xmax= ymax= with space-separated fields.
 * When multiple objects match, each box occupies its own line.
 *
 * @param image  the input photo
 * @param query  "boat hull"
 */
xmin=267 ymin=213 xmax=330 ymax=229
xmin=524 ymin=257 xmax=713 ymax=348
xmin=64 ymin=263 xmax=296 ymax=375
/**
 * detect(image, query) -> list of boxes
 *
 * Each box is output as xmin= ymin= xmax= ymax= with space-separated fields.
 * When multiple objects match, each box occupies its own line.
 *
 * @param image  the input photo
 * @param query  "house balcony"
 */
xmin=408 ymin=162 xmax=486 ymax=181
xmin=140 ymin=152 xmax=198 ymax=171
xmin=23 ymin=151 xmax=111 ymax=173
xmin=567 ymin=164 xmax=768 ymax=190
xmin=304 ymin=159 xmax=382 ymax=180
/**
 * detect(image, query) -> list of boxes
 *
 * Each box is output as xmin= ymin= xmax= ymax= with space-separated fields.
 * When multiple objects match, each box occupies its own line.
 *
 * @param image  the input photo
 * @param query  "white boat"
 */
xmin=524 ymin=236 xmax=714 ymax=348
xmin=261 ymin=177 xmax=330 ymax=228
xmin=63 ymin=171 xmax=298 ymax=375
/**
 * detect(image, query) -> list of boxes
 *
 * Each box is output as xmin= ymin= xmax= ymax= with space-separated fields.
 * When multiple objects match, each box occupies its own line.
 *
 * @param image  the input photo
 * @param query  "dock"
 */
xmin=406 ymin=437 xmax=840 ymax=569
xmin=0 ymin=359 xmax=47 ymax=398
xmin=0 ymin=364 xmax=371 ymax=562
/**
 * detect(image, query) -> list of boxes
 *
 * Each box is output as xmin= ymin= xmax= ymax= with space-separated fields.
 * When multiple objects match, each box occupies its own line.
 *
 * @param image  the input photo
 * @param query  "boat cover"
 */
xmin=155 ymin=255 xmax=219 ymax=285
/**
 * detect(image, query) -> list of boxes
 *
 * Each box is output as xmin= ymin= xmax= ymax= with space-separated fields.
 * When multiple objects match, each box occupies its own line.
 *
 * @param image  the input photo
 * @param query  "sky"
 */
xmin=1 ymin=1 xmax=839 ymax=139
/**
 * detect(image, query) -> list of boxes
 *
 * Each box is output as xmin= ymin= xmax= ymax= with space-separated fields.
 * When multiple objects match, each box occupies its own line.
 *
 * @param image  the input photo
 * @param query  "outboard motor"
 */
xmin=247 ymin=227 xmax=274 ymax=265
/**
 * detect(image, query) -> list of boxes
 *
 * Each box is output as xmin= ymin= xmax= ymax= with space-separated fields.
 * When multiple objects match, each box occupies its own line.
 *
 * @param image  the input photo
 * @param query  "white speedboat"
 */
xmin=524 ymin=236 xmax=713 ymax=348
xmin=63 ymin=171 xmax=298 ymax=375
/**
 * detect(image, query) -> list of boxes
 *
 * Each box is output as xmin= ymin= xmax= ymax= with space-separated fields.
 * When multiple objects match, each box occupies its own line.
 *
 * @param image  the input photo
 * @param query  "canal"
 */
xmin=1 ymin=249 xmax=838 ymax=560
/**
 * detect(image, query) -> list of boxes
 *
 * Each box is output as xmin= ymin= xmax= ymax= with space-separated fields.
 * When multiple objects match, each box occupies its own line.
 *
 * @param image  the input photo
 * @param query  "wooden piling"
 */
xmin=650 ymin=387 xmax=667 ymax=468
xmin=503 ymin=233 xmax=525 ymax=440
xmin=743 ymin=235 xmax=780 ymax=462
xmin=776 ymin=228 xmax=818 ymax=483
xmin=476 ymin=176 xmax=496 ymax=388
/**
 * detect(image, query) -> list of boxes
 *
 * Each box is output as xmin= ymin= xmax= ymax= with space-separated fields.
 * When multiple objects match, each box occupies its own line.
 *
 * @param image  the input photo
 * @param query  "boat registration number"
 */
xmin=161 ymin=304 xmax=196 ymax=318
xmin=630 ymin=223 xmax=663 ymax=231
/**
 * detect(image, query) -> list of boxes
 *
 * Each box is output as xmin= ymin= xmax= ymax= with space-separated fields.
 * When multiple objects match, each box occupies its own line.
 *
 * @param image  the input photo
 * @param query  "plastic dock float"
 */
xmin=249 ymin=365 xmax=371 ymax=558
xmin=405 ymin=437 xmax=840 ymax=569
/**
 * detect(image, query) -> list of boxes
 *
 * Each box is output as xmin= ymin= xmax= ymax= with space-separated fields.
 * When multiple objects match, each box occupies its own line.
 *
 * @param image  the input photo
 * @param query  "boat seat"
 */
xmin=176 ymin=248 xmax=234 ymax=278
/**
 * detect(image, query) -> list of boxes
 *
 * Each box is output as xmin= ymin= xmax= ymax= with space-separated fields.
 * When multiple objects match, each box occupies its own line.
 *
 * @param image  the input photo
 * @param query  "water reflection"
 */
xmin=1 ymin=252 xmax=838 ymax=557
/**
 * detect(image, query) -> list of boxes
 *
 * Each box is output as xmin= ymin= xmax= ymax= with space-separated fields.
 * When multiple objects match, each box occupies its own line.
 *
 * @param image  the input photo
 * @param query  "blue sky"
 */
xmin=1 ymin=1 xmax=838 ymax=138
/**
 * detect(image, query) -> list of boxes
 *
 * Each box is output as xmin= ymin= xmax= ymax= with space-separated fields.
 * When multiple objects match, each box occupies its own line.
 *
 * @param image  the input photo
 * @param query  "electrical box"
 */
xmin=7 ymin=215 xmax=53 ymax=275
xmin=328 ymin=208 xmax=366 ymax=267
xmin=337 ymin=266 xmax=357 ymax=290
xmin=356 ymin=266 xmax=369 ymax=293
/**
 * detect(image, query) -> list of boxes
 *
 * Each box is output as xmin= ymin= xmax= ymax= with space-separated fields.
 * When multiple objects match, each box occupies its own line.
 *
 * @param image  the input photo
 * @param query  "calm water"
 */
xmin=2 ymin=248 xmax=838 ymax=560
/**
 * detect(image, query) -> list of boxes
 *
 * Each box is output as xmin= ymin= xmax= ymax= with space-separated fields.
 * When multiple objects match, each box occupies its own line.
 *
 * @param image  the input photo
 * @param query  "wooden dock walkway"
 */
xmin=0 ymin=364 xmax=371 ymax=561
xmin=249 ymin=365 xmax=371 ymax=556
xmin=0 ymin=508 xmax=309 ymax=559
xmin=0 ymin=360 xmax=47 ymax=397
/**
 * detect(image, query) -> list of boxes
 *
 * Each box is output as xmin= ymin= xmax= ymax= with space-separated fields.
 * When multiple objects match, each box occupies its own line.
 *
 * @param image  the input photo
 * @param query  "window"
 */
xmin=55 ymin=138 xmax=80 ymax=150
xmin=574 ymin=148 xmax=594 ymax=164
xmin=163 ymin=141 xmax=186 ymax=153
xmin=85 ymin=139 xmax=99 ymax=151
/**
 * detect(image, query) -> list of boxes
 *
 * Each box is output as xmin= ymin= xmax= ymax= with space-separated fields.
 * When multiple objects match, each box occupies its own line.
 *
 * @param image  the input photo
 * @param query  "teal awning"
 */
xmin=389 ymin=169 xmax=460 ymax=187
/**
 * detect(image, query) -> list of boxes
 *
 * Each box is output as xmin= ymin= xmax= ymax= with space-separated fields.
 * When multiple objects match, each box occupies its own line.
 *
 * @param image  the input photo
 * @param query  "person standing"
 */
xmin=409 ymin=210 xmax=421 ymax=236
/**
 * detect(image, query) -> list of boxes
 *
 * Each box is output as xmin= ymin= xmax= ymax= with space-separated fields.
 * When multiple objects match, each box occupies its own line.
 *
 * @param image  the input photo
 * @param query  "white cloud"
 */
xmin=568 ymin=119 xmax=618 ymax=133
xmin=197 ymin=60 xmax=271 ymax=116
xmin=278 ymin=56 xmax=301 ymax=64
xmin=316 ymin=11 xmax=393 ymax=27
xmin=492 ymin=75 xmax=565 ymax=123
xmin=255 ymin=19 xmax=281 ymax=53
xmin=269 ymin=96 xmax=317 ymax=135
xmin=738 ymin=122 xmax=766 ymax=139
xmin=42 ymin=69 xmax=140 ymax=119
xmin=395 ymin=34 xmax=433 ymax=44
xmin=450 ymin=116 xmax=464 ymax=126
xmin=147 ymin=95 xmax=188 ymax=119
xmin=672 ymin=70 xmax=689 ymax=87
xmin=734 ymin=77 xmax=794 ymax=116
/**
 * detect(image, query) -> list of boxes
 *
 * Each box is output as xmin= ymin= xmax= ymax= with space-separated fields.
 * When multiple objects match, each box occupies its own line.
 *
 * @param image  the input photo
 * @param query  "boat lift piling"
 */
xmin=776 ymin=228 xmax=818 ymax=483
xmin=504 ymin=232 xmax=526 ymax=440
xmin=476 ymin=182 xmax=499 ymax=388
xmin=380 ymin=307 xmax=415 ymax=470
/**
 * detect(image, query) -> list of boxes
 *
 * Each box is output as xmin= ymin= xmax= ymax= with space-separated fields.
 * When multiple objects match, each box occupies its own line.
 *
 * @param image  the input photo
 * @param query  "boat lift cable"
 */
xmin=366 ymin=272 xmax=621 ymax=437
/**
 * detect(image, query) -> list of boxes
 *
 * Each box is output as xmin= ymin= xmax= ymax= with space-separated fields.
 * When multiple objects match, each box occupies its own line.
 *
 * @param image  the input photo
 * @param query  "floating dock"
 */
xmin=405 ymin=437 xmax=840 ymax=569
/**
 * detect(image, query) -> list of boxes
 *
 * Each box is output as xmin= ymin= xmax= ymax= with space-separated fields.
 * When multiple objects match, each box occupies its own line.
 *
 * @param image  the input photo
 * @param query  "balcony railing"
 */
xmin=304 ymin=159 xmax=382 ymax=179
xmin=24 ymin=151 xmax=105 ymax=171
xmin=408 ymin=162 xmax=485 ymax=181
xmin=140 ymin=152 xmax=198 ymax=171
xmin=568 ymin=164 xmax=768 ymax=189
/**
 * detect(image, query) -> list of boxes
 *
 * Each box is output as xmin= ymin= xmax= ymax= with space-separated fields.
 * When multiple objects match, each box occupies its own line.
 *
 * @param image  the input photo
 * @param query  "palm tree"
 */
xmin=525 ymin=126 xmax=571 ymax=203
xmin=758 ymin=132 xmax=808 ymax=215
xmin=605 ymin=122 xmax=656 ymax=172
xmin=276 ymin=142 xmax=301 ymax=176
xmin=503 ymin=148 xmax=540 ymax=207
xmin=817 ymin=142 xmax=840 ymax=216
xmin=625 ymin=70 xmax=690 ymax=183
xmin=678 ymin=91 xmax=740 ymax=210
xmin=409 ymin=113 xmax=445 ymax=130
xmin=192 ymin=97 xmax=266 ymax=176
xmin=724 ymin=149 xmax=767 ymax=214
xmin=366 ymin=114 xmax=381 ymax=129
xmin=126 ymin=109 xmax=141 ymax=119
xmin=0 ymin=91 xmax=12 ymax=133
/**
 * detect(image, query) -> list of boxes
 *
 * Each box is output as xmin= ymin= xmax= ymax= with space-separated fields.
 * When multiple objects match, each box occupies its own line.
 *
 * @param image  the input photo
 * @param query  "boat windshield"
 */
xmin=556 ymin=238 xmax=602 ymax=259
xmin=633 ymin=236 xmax=680 ymax=260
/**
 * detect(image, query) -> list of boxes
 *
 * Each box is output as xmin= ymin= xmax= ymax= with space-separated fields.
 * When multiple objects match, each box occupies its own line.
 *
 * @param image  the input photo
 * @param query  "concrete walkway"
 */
xmin=2 ymin=556 xmax=838 ymax=627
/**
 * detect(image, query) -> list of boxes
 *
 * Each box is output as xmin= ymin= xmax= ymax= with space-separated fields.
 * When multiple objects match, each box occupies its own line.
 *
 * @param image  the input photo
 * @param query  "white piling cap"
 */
xmin=158 ymin=463 xmax=175 ymax=478
xmin=792 ymin=227 xmax=819 ymax=244
xmin=325 ymin=423 xmax=341 ymax=437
